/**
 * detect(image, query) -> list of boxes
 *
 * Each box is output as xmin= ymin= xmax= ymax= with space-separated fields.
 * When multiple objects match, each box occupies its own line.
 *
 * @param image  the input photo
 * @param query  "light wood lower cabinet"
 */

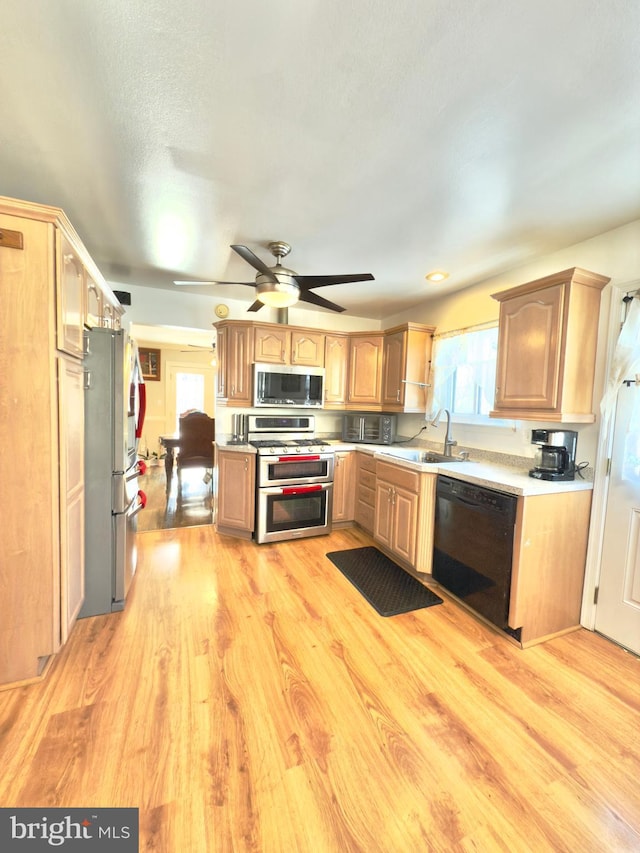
xmin=509 ymin=489 xmax=592 ymax=647
xmin=373 ymin=460 xmax=436 ymax=574
xmin=332 ymin=451 xmax=355 ymax=523
xmin=355 ymin=452 xmax=376 ymax=534
xmin=216 ymin=449 xmax=256 ymax=538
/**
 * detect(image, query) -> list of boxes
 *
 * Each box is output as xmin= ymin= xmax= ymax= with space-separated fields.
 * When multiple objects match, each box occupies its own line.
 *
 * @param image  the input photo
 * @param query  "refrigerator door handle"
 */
xmin=136 ymin=381 xmax=146 ymax=439
xmin=130 ymin=490 xmax=147 ymax=517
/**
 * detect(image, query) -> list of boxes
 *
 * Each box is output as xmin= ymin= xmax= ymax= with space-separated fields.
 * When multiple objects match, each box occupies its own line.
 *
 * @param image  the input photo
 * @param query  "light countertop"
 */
xmin=215 ymin=439 xmax=256 ymax=453
xmin=216 ymin=438 xmax=593 ymax=497
xmin=326 ymin=441 xmax=592 ymax=496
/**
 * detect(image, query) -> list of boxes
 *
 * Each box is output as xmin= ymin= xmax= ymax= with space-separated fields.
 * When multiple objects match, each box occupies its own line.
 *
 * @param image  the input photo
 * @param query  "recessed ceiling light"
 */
xmin=425 ymin=270 xmax=449 ymax=282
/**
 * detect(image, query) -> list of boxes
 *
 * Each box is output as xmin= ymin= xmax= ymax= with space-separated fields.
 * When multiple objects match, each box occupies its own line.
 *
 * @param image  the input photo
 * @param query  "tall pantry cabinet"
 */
xmin=0 ymin=197 xmax=118 ymax=688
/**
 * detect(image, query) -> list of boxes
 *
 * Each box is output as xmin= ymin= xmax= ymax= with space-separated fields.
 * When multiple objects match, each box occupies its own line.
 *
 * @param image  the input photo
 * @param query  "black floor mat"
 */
xmin=326 ymin=546 xmax=443 ymax=617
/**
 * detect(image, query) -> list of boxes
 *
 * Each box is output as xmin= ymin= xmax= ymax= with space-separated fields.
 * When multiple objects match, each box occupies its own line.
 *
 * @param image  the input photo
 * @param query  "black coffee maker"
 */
xmin=529 ymin=429 xmax=578 ymax=481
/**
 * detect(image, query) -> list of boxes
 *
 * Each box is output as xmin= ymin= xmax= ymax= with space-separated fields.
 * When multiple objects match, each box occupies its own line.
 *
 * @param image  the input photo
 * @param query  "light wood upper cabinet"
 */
xmin=85 ymin=273 xmax=103 ymax=328
xmin=227 ymin=324 xmax=254 ymax=404
xmin=101 ymin=293 xmax=123 ymax=329
xmin=324 ymin=334 xmax=350 ymax=408
xmin=215 ymin=320 xmax=437 ymax=412
xmin=253 ymin=325 xmax=325 ymax=366
xmin=254 ymin=325 xmax=289 ymax=363
xmin=490 ymin=267 xmax=610 ymax=422
xmin=347 ymin=333 xmax=384 ymax=409
xmin=215 ymin=324 xmax=227 ymax=398
xmin=56 ymin=230 xmax=85 ymax=358
xmin=381 ymin=323 xmax=435 ymax=413
xmin=291 ymin=330 xmax=324 ymax=366
xmin=215 ymin=322 xmax=254 ymax=406
xmin=216 ymin=449 xmax=256 ymax=538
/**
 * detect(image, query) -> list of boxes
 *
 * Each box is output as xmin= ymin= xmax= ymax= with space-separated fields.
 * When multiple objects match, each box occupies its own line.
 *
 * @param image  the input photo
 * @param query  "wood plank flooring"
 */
xmin=1 ymin=523 xmax=639 ymax=851
xmin=137 ymin=461 xmax=213 ymax=531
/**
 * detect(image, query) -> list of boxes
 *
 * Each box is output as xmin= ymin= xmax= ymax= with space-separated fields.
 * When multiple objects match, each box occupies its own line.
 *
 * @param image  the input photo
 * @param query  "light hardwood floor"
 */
xmin=1 ymin=524 xmax=639 ymax=852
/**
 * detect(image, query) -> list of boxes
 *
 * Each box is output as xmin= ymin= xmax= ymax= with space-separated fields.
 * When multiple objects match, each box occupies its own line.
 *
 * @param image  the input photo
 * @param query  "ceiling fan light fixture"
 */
xmin=256 ymin=281 xmax=300 ymax=308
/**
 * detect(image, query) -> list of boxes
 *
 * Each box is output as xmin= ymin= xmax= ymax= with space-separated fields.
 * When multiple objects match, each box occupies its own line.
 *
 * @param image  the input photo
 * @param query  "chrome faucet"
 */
xmin=430 ymin=408 xmax=457 ymax=456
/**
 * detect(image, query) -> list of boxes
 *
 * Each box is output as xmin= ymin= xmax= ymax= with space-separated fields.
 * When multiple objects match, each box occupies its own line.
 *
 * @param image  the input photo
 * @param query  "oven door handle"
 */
xmin=277 ymin=455 xmax=321 ymax=462
xmin=281 ymin=484 xmax=324 ymax=495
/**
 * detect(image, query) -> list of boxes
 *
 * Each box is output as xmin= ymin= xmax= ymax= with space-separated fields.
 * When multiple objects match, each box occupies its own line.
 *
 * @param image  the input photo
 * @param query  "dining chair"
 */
xmin=175 ymin=411 xmax=215 ymax=500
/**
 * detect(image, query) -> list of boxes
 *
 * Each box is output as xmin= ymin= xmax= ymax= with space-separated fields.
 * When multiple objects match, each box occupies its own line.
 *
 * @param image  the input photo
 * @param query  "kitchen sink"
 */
xmin=378 ymin=448 xmax=464 ymax=464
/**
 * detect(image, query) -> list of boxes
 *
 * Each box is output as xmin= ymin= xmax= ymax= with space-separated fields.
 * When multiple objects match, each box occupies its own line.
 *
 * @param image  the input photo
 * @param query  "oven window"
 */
xmin=266 ymin=459 xmax=329 ymax=480
xmin=266 ymin=491 xmax=327 ymax=532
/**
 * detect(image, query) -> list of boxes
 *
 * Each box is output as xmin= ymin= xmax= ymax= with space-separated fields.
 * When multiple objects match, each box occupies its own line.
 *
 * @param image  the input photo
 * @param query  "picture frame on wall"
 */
xmin=139 ymin=347 xmax=161 ymax=381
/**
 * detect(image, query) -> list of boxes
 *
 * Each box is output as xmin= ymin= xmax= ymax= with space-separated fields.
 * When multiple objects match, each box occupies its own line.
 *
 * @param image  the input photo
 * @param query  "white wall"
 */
xmin=111 ymin=282 xmax=381 ymax=334
xmin=382 ymin=219 xmax=640 ymax=465
xmin=110 ymin=218 xmax=640 ymax=458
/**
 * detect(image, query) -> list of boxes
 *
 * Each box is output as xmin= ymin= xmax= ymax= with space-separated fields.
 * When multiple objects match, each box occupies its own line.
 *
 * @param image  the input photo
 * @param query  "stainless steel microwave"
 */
xmin=253 ymin=363 xmax=325 ymax=408
xmin=342 ymin=413 xmax=397 ymax=444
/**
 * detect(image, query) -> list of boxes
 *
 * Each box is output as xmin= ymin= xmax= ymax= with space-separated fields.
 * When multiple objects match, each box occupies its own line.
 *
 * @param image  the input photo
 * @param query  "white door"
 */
xmin=165 ymin=360 xmax=216 ymax=431
xmin=595 ymin=380 xmax=640 ymax=655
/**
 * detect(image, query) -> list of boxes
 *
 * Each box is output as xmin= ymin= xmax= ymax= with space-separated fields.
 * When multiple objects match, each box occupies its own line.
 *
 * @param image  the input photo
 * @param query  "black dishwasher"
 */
xmin=432 ymin=475 xmax=517 ymax=631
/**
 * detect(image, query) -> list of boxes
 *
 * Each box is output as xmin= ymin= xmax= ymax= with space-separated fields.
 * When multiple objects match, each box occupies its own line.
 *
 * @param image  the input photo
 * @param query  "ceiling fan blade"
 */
xmin=231 ymin=245 xmax=279 ymax=283
xmin=247 ymin=299 xmax=264 ymax=312
xmin=174 ymin=280 xmax=256 ymax=287
xmin=294 ymin=273 xmax=374 ymax=289
xmin=299 ymin=290 xmax=346 ymax=313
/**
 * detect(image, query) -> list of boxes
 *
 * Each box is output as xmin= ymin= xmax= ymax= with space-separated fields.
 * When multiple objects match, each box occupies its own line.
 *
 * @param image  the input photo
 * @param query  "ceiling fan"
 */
xmin=180 ymin=341 xmax=216 ymax=354
xmin=174 ymin=241 xmax=374 ymax=313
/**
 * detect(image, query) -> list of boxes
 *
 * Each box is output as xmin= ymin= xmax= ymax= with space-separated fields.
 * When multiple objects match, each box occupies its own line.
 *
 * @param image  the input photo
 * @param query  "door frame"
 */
xmin=164 ymin=358 xmax=216 ymax=433
xmin=581 ymin=282 xmax=640 ymax=629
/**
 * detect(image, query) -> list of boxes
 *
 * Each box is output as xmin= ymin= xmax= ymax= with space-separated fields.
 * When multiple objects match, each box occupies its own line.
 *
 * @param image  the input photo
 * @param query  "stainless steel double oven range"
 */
xmin=247 ymin=415 xmax=334 ymax=544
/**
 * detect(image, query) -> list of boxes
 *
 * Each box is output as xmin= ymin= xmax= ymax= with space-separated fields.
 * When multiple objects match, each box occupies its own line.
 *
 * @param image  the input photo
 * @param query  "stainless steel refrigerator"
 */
xmin=79 ymin=327 xmax=147 ymax=618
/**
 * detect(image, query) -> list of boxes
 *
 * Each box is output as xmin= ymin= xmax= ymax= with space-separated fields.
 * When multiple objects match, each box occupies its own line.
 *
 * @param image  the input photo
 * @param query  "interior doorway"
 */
xmin=165 ymin=359 xmax=216 ymax=426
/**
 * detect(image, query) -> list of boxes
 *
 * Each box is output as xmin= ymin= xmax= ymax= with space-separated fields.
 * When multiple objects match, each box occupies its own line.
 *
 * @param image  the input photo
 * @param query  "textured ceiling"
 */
xmin=1 ymin=0 xmax=639 ymax=319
